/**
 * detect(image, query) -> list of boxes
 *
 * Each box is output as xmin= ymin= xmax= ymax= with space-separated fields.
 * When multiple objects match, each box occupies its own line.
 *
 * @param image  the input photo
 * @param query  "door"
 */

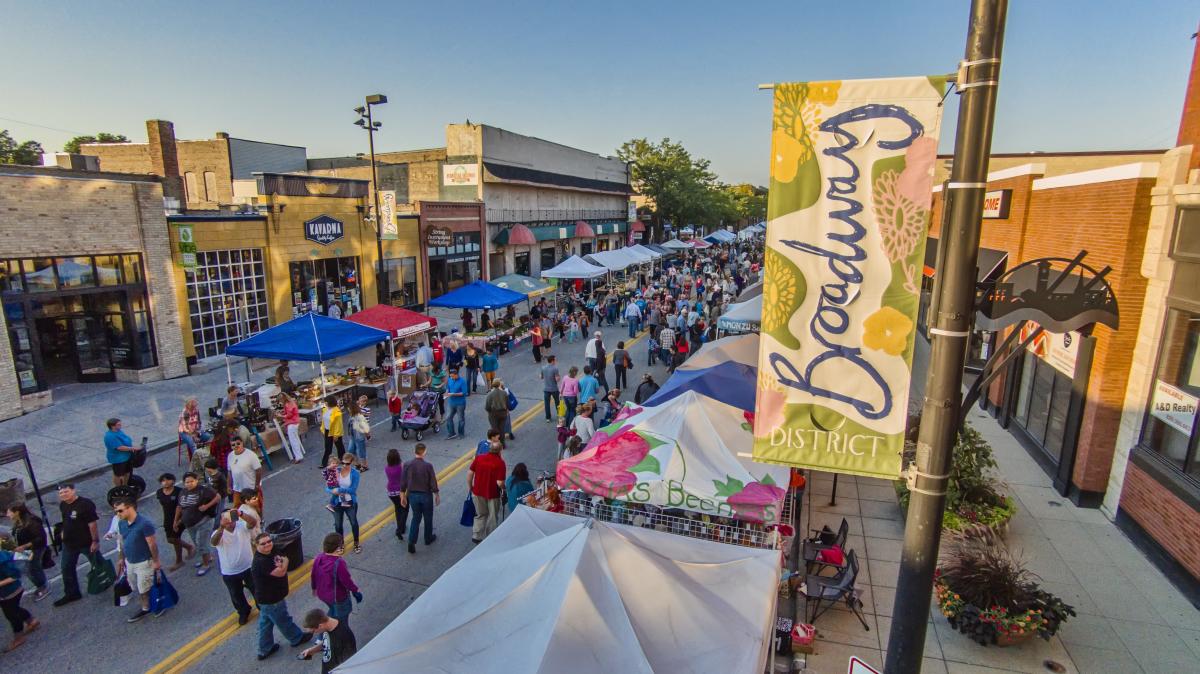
xmin=71 ymin=315 xmax=114 ymax=382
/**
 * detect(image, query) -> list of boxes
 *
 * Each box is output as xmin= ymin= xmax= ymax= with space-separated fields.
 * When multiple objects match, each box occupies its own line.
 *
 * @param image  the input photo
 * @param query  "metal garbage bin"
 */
xmin=265 ymin=518 xmax=304 ymax=569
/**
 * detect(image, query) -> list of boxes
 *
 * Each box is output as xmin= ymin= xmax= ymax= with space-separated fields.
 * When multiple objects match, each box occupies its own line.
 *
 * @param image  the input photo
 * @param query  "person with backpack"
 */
xmin=484 ymin=379 xmax=510 ymax=444
xmin=0 ymin=542 xmax=39 ymax=652
xmin=311 ymin=533 xmax=361 ymax=629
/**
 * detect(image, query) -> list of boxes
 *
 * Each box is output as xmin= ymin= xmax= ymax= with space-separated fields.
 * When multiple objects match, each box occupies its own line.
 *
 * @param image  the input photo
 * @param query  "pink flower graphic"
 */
xmin=897 ymin=136 xmax=937 ymax=209
xmin=587 ymin=405 xmax=645 ymax=450
xmin=728 ymin=481 xmax=787 ymax=523
xmin=557 ymin=431 xmax=655 ymax=499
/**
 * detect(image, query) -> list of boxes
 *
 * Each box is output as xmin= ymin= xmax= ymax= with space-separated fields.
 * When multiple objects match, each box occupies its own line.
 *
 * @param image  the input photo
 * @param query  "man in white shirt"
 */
xmin=584 ymin=331 xmax=601 ymax=370
xmin=227 ymin=437 xmax=264 ymax=512
xmin=210 ymin=509 xmax=256 ymax=624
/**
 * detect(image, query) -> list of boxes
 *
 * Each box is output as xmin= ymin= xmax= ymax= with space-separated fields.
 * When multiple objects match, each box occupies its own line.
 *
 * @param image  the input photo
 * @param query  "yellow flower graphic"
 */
xmin=862 ymin=306 xmax=913 ymax=356
xmin=771 ymin=128 xmax=807 ymax=183
xmin=806 ymin=80 xmax=841 ymax=106
xmin=770 ymin=82 xmax=835 ymax=183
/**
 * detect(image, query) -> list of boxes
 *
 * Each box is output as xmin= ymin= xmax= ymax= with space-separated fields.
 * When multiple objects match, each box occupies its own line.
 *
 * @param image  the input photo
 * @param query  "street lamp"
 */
xmin=355 ymin=94 xmax=388 ymax=305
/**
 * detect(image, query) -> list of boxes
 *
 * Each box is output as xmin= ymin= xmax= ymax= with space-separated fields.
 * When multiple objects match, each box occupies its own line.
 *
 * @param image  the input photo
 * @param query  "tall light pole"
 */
xmin=355 ymin=94 xmax=388 ymax=305
xmin=885 ymin=1 xmax=1007 ymax=672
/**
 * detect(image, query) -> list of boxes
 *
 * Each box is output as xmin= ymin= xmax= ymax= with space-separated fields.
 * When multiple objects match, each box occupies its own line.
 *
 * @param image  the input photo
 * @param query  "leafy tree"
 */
xmin=0 ymin=130 xmax=45 ymax=165
xmin=725 ymin=183 xmax=767 ymax=227
xmin=618 ymin=138 xmax=724 ymax=242
xmin=64 ymin=132 xmax=129 ymax=154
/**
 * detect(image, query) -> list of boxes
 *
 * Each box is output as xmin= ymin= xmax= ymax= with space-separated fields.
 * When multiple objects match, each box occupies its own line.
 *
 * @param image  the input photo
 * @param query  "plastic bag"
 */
xmin=557 ymin=399 xmax=566 ymax=417
xmin=476 ymin=371 xmax=486 ymax=388
xmin=459 ymin=496 xmax=476 ymax=527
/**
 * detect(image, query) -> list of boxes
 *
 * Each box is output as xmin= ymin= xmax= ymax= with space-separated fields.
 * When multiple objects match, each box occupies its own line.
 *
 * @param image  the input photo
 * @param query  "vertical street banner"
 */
xmin=753 ymin=76 xmax=945 ymax=479
xmin=380 ymin=190 xmax=397 ymax=240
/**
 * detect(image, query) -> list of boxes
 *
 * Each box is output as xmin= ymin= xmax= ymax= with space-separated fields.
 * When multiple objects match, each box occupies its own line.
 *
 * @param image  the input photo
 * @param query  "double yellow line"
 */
xmin=146 ymin=331 xmax=643 ymax=673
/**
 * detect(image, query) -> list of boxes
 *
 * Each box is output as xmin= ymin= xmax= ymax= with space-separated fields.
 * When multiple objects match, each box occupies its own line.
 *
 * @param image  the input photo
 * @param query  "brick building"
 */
xmin=0 ymin=164 xmax=189 ymax=420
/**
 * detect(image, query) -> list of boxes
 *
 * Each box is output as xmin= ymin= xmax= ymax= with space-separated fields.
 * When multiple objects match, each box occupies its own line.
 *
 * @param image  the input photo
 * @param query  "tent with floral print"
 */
xmin=556 ymin=391 xmax=788 ymax=524
xmin=338 ymin=507 xmax=778 ymax=673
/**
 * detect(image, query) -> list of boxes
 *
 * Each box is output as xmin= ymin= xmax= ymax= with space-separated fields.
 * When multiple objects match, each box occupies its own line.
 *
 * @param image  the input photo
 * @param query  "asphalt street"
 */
xmin=1 ymin=317 xmax=670 ymax=672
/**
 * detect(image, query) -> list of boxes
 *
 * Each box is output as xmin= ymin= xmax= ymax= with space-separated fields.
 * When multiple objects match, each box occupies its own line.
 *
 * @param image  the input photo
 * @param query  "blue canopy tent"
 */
xmin=643 ymin=361 xmax=757 ymax=413
xmin=225 ymin=312 xmax=390 ymax=395
xmin=428 ymin=280 xmax=527 ymax=310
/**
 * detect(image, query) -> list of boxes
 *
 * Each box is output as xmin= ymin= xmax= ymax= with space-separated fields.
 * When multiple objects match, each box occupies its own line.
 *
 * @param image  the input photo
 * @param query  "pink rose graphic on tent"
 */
xmin=586 ymin=405 xmax=644 ymax=450
xmin=557 ymin=429 xmax=665 ymax=499
xmin=714 ymin=474 xmax=787 ymax=523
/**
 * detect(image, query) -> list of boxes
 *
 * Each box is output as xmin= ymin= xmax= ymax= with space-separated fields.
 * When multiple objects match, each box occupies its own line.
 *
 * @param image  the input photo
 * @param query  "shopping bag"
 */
xmin=113 ymin=574 xmax=133 ymax=607
xmin=87 ymin=556 xmax=117 ymax=595
xmin=506 ymin=389 xmax=518 ymax=411
xmin=148 ymin=570 xmax=179 ymax=613
xmin=557 ymin=399 xmax=566 ymax=417
xmin=476 ymin=371 xmax=486 ymax=389
xmin=459 ymin=496 xmax=476 ymax=527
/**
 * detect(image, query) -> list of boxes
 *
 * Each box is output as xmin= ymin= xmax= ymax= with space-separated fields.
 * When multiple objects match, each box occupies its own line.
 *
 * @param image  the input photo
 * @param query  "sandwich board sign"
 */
xmin=849 ymin=655 xmax=881 ymax=674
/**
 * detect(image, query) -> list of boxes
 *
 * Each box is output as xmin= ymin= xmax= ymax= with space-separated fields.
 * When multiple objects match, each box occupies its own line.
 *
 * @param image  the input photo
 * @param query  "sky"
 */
xmin=2 ymin=1 xmax=1196 ymax=185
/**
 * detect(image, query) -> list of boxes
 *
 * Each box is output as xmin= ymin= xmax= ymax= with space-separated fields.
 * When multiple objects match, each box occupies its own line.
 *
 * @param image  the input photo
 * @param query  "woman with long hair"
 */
xmin=385 ymin=449 xmax=408 ymax=541
xmin=277 ymin=391 xmax=305 ymax=464
xmin=505 ymin=463 xmax=535 ymax=513
xmin=5 ymin=503 xmax=48 ymax=602
xmin=347 ymin=399 xmax=371 ymax=472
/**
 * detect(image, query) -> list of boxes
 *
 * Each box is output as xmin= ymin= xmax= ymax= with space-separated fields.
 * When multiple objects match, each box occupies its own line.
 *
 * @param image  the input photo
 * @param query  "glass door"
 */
xmin=71 ymin=315 xmax=114 ymax=382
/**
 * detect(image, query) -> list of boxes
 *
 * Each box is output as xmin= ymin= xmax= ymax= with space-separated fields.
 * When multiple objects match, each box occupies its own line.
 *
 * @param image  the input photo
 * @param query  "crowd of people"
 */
xmin=0 ymin=238 xmax=763 ymax=664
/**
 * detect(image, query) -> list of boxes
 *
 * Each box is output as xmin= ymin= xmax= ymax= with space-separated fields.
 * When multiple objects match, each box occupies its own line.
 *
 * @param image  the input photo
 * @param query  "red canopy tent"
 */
xmin=346 ymin=304 xmax=437 ymax=339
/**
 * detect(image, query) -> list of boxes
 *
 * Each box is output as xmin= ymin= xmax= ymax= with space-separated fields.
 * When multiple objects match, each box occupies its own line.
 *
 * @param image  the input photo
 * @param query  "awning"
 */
xmin=494 ymin=222 xmax=626 ymax=245
xmin=503 ymin=224 xmax=536 ymax=246
xmin=661 ymin=239 xmax=691 ymax=250
xmin=646 ymin=244 xmax=672 ymax=256
xmin=345 ymin=305 xmax=437 ymax=339
xmin=585 ymin=249 xmax=641 ymax=271
xmin=226 ymin=313 xmax=389 ymax=361
xmin=923 ymin=238 xmax=1009 ymax=283
xmin=573 ymin=220 xmax=595 ymax=238
xmin=630 ymin=220 xmax=646 ymax=232
xmin=690 ymin=239 xmax=712 ymax=249
xmin=428 ymin=280 xmax=527 ymax=309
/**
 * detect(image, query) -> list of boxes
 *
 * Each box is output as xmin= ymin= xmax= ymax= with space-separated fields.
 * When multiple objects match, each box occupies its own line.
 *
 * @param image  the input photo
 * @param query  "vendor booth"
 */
xmin=681 ymin=333 xmax=759 ymax=371
xmin=661 ymin=238 xmax=691 ymax=251
xmin=338 ymin=507 xmax=779 ymax=674
xmin=718 ymin=295 xmax=762 ymax=334
xmin=557 ymin=391 xmax=788 ymax=525
xmin=584 ymin=248 xmax=641 ymax=272
xmin=345 ymin=305 xmax=438 ymax=394
xmin=429 ymin=280 xmax=528 ymax=351
xmin=490 ymin=273 xmax=554 ymax=297
xmin=540 ymin=255 xmax=608 ymax=279
xmin=645 ymin=361 xmax=756 ymax=412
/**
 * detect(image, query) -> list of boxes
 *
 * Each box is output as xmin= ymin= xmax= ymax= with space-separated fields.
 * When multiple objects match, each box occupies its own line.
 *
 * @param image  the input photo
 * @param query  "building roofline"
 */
xmin=252 ymin=171 xmax=369 ymax=184
xmin=167 ymin=214 xmax=267 ymax=222
xmin=0 ymin=164 xmax=161 ymax=184
xmin=937 ymin=148 xmax=1168 ymax=159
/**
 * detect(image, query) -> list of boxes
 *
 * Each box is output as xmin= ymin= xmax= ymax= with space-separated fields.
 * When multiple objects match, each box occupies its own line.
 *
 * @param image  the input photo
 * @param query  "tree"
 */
xmin=618 ymin=138 xmax=722 ymax=243
xmin=64 ymin=132 xmax=129 ymax=154
xmin=0 ymin=130 xmax=44 ymax=165
xmin=725 ymin=183 xmax=767 ymax=227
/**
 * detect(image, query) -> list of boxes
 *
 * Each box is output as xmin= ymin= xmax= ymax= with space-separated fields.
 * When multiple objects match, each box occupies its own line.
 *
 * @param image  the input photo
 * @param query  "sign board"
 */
xmin=304 ymin=215 xmax=345 ymax=245
xmin=976 ymin=255 xmax=1119 ymax=334
xmin=981 ymin=189 xmax=1012 ymax=219
xmin=628 ymin=200 xmax=637 ymax=222
xmin=1151 ymin=379 xmax=1199 ymax=437
xmin=442 ymin=163 xmax=479 ymax=186
xmin=176 ymin=223 xmax=197 ymax=270
xmin=1020 ymin=323 xmax=1080 ymax=377
xmin=379 ymin=190 xmax=397 ymax=240
xmin=426 ymin=226 xmax=452 ymax=247
xmin=848 ymin=656 xmax=881 ymax=674
xmin=753 ymin=76 xmax=946 ymax=480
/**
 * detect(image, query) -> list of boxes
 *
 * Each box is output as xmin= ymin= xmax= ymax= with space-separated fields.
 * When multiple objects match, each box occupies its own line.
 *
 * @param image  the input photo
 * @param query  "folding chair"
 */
xmin=803 ymin=517 xmax=849 ymax=574
xmin=805 ymin=549 xmax=870 ymax=631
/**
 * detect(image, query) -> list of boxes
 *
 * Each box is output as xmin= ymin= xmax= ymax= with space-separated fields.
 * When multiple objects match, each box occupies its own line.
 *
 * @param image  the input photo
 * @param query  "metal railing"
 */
xmin=485 ymin=208 xmax=627 ymax=224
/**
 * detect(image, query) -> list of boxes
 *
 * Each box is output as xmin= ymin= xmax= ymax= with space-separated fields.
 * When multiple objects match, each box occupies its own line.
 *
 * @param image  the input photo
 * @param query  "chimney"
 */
xmin=215 ymin=131 xmax=229 ymax=139
xmin=146 ymin=119 xmax=180 ymax=177
xmin=1179 ymin=26 xmax=1200 ymax=172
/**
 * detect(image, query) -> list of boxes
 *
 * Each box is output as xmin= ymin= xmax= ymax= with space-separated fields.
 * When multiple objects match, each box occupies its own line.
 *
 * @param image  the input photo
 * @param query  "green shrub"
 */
xmin=896 ymin=421 xmax=1015 ymax=532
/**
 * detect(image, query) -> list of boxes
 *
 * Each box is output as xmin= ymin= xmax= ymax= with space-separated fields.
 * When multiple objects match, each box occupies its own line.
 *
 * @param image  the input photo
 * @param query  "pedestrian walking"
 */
xmin=559 ymin=366 xmax=580 ymax=426
xmin=299 ymin=608 xmax=357 ymax=672
xmin=347 ymin=400 xmax=371 ymax=472
xmin=6 ymin=504 xmax=49 ymax=602
xmin=484 ymin=379 xmax=509 ymax=441
xmin=634 ymin=374 xmax=660 ymax=404
xmin=237 ymin=489 xmax=263 ymax=539
xmin=444 ymin=368 xmax=468 ymax=439
xmin=612 ymin=341 xmax=631 ymax=390
xmin=176 ymin=471 xmax=220 ymax=576
xmin=104 ymin=417 xmax=139 ymax=488
xmin=468 ymin=441 xmax=506 ymax=543
xmin=505 ymin=463 xmax=535 ymax=513
xmin=154 ymin=474 xmax=194 ymax=572
xmin=251 ymin=533 xmax=313 ymax=660
xmin=429 ymin=363 xmax=447 ymax=417
xmin=571 ymin=404 xmax=596 ymax=445
xmin=320 ymin=397 xmax=346 ymax=467
xmin=384 ymin=449 xmax=408 ymax=541
xmin=540 ymin=355 xmax=560 ymax=423
xmin=327 ymin=455 xmax=362 ymax=554
xmin=278 ymin=392 xmax=305 ymax=463
xmin=210 ymin=508 xmax=256 ymax=625
xmin=578 ymin=366 xmax=600 ymax=407
xmin=531 ymin=323 xmax=544 ymax=363
xmin=228 ymin=437 xmax=264 ymax=513
xmin=0 ymin=543 xmax=39 ymax=652
xmin=481 ymin=347 xmax=499 ymax=386
xmin=584 ymin=331 xmax=601 ymax=372
xmin=113 ymin=497 xmax=162 ymax=621
xmin=311 ymin=533 xmax=361 ymax=628
xmin=464 ymin=344 xmax=481 ymax=395
xmin=624 ymin=299 xmax=642 ymax=338
xmin=399 ymin=443 xmax=440 ymax=554
xmin=52 ymin=483 xmax=99 ymax=607
xmin=387 ymin=390 xmax=403 ymax=432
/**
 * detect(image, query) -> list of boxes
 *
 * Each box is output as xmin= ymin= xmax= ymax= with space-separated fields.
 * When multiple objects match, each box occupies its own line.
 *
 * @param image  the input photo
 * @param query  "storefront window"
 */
xmin=23 ymin=258 xmax=57 ymax=293
xmin=598 ymin=239 xmax=611 ymax=252
xmin=514 ymin=252 xmax=530 ymax=276
xmin=185 ymin=248 xmax=269 ymax=359
xmin=1142 ymin=307 xmax=1200 ymax=478
xmin=0 ymin=261 xmax=23 ymax=295
xmin=121 ymin=254 xmax=144 ymax=286
xmin=580 ymin=242 xmax=593 ymax=256
xmin=56 ymin=257 xmax=96 ymax=289
xmin=540 ymin=246 xmax=556 ymax=272
xmin=95 ymin=255 xmax=122 ymax=286
xmin=383 ymin=257 xmax=419 ymax=307
xmin=289 ymin=256 xmax=361 ymax=318
xmin=4 ymin=301 xmax=38 ymax=393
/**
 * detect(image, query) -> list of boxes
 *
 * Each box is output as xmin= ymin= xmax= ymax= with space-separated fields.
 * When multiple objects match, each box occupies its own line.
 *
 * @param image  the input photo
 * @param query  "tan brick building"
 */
xmin=0 ymin=164 xmax=189 ymax=419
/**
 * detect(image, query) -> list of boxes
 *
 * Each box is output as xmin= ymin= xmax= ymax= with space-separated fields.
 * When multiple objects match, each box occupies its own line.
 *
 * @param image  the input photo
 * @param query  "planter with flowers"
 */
xmin=934 ymin=534 xmax=1075 ymax=646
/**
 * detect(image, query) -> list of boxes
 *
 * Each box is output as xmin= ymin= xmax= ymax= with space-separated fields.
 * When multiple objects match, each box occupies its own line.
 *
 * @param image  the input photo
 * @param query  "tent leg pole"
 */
xmin=225 ymin=356 xmax=232 ymax=387
xmin=390 ymin=337 xmax=397 ymax=395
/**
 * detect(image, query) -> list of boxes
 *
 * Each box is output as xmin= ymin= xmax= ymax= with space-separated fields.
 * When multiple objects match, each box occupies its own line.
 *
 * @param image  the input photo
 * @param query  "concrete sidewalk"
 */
xmin=796 ymin=402 xmax=1200 ymax=672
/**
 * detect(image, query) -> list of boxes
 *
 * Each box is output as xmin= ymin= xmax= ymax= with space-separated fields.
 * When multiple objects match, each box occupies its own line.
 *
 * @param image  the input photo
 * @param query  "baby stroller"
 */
xmin=399 ymin=389 xmax=442 ymax=441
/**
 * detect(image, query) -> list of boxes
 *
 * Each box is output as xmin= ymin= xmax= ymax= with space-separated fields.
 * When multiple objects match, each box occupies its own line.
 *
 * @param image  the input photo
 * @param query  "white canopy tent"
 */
xmin=661 ymin=238 xmax=692 ymax=250
xmin=681 ymin=333 xmax=759 ymax=371
xmin=540 ymin=254 xmax=608 ymax=279
xmin=585 ymin=248 xmax=641 ymax=271
xmin=629 ymin=243 xmax=662 ymax=259
xmin=717 ymin=295 xmax=762 ymax=334
xmin=338 ymin=507 xmax=779 ymax=674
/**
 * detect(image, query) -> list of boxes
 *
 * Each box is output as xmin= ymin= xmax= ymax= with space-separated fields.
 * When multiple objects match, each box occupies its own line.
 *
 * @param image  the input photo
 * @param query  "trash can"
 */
xmin=265 ymin=518 xmax=304 ymax=569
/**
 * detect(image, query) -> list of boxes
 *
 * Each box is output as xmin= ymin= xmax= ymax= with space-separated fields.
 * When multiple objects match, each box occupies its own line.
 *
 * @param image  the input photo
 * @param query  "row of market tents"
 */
xmin=337 ymin=330 xmax=784 ymax=673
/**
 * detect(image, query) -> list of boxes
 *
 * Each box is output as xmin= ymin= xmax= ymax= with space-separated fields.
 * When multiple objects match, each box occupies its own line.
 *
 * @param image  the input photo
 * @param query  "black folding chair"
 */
xmin=805 ymin=549 xmax=870 ymax=630
xmin=803 ymin=517 xmax=849 ymax=574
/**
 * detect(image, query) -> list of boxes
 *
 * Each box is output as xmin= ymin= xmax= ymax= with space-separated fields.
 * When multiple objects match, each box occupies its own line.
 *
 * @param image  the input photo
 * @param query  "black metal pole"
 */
xmin=885 ymin=1 xmax=1007 ymax=672
xmin=367 ymin=104 xmax=388 ymax=307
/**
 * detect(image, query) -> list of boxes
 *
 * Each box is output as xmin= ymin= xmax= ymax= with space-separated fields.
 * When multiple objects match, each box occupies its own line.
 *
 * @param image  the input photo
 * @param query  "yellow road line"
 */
xmin=146 ymin=329 xmax=645 ymax=674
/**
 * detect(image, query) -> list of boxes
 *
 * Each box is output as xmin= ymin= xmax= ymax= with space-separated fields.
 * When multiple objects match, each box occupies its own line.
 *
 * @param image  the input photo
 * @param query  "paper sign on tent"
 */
xmin=849 ymin=655 xmax=881 ymax=674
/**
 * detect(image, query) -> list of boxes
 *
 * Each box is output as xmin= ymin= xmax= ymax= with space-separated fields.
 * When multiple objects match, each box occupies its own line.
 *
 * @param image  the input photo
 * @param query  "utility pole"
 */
xmin=355 ymin=94 xmax=388 ymax=306
xmin=885 ymin=1 xmax=1007 ymax=672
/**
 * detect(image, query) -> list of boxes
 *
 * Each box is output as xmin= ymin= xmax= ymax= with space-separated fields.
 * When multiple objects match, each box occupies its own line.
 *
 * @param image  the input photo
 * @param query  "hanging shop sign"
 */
xmin=628 ymin=200 xmax=638 ymax=222
xmin=304 ymin=215 xmax=345 ymax=245
xmin=380 ymin=190 xmax=397 ymax=240
xmin=426 ymin=226 xmax=453 ymax=247
xmin=176 ymin=223 xmax=197 ymax=269
xmin=753 ymin=76 xmax=946 ymax=480
xmin=981 ymin=189 xmax=1012 ymax=219
xmin=976 ymin=253 xmax=1119 ymax=333
xmin=1020 ymin=322 xmax=1080 ymax=377
xmin=1150 ymin=379 xmax=1199 ymax=437
xmin=442 ymin=163 xmax=479 ymax=186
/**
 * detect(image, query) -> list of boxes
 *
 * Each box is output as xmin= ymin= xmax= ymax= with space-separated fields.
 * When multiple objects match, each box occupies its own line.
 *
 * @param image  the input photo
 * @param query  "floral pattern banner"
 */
xmin=753 ymin=76 xmax=945 ymax=480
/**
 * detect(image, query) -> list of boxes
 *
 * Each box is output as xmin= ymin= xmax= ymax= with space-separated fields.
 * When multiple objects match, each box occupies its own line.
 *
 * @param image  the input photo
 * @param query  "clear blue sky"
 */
xmin=2 ymin=0 xmax=1196 ymax=185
